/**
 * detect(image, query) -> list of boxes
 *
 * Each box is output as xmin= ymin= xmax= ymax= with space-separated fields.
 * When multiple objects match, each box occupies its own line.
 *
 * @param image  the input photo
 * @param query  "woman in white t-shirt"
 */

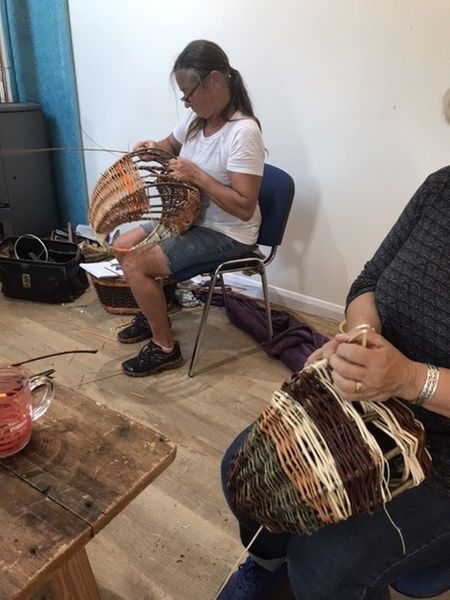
xmin=114 ymin=39 xmax=265 ymax=377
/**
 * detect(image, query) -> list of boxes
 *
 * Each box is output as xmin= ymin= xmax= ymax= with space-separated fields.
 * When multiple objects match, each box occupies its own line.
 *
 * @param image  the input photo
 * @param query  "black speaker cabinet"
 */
xmin=0 ymin=103 xmax=60 ymax=240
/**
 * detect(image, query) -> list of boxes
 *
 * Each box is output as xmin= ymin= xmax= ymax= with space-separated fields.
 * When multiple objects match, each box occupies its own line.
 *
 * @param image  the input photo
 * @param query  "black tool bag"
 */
xmin=0 ymin=236 xmax=88 ymax=303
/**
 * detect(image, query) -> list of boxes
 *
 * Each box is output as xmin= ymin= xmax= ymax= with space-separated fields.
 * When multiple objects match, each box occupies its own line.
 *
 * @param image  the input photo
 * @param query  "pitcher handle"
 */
xmin=29 ymin=375 xmax=55 ymax=421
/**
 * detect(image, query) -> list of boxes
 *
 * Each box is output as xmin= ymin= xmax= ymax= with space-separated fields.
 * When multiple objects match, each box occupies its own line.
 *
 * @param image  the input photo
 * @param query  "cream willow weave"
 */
xmin=227 ymin=359 xmax=431 ymax=535
xmin=88 ymin=149 xmax=201 ymax=251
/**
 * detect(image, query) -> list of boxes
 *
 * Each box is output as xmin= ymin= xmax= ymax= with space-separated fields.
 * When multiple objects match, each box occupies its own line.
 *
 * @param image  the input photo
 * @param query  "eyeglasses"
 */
xmin=180 ymin=81 xmax=201 ymax=104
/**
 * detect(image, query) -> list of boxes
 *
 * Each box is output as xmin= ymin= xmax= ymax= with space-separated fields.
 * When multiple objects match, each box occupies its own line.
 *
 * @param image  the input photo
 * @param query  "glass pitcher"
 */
xmin=0 ymin=365 xmax=54 ymax=459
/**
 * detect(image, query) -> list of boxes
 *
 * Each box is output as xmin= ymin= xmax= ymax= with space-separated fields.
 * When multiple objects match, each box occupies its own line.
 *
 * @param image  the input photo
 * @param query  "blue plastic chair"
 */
xmin=391 ymin=559 xmax=450 ymax=598
xmin=172 ymin=164 xmax=295 ymax=377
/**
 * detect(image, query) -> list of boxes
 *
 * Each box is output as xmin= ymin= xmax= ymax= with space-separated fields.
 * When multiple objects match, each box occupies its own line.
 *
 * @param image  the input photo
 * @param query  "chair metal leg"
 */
xmin=188 ymin=272 xmax=219 ymax=377
xmin=260 ymin=267 xmax=273 ymax=340
xmin=218 ymin=273 xmax=226 ymax=297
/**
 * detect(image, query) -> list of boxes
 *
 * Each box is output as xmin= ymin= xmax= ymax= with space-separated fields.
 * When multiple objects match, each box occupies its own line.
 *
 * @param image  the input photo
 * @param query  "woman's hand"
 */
xmin=305 ymin=337 xmax=340 ymax=366
xmin=167 ymin=157 xmax=201 ymax=184
xmin=132 ymin=140 xmax=159 ymax=160
xmin=328 ymin=331 xmax=420 ymax=403
xmin=304 ymin=323 xmax=375 ymax=367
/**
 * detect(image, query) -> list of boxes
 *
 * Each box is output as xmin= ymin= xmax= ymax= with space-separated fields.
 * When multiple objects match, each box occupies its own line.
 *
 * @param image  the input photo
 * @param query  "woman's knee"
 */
xmin=221 ymin=426 xmax=253 ymax=504
xmin=112 ymin=226 xmax=146 ymax=250
xmin=121 ymin=244 xmax=168 ymax=280
xmin=119 ymin=251 xmax=142 ymax=279
xmin=286 ymin=526 xmax=388 ymax=600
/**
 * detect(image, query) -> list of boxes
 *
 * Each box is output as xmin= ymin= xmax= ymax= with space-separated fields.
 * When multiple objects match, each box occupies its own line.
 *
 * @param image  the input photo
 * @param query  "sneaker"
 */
xmin=117 ymin=313 xmax=172 ymax=344
xmin=117 ymin=312 xmax=151 ymax=344
xmin=174 ymin=287 xmax=201 ymax=308
xmin=121 ymin=340 xmax=183 ymax=377
xmin=216 ymin=557 xmax=288 ymax=600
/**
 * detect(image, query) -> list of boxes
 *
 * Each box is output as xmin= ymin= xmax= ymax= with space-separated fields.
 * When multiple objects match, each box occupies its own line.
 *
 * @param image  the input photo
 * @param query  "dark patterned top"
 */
xmin=347 ymin=166 xmax=450 ymax=496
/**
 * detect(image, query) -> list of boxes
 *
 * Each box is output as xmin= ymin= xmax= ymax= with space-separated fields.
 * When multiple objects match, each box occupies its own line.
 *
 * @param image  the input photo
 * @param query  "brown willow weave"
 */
xmin=227 ymin=361 xmax=431 ymax=535
xmin=88 ymin=149 xmax=201 ymax=251
xmin=91 ymin=275 xmax=177 ymax=315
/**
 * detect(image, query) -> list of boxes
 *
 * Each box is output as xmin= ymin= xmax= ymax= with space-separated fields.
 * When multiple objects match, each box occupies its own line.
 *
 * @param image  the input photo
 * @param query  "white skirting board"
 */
xmin=194 ymin=273 xmax=345 ymax=321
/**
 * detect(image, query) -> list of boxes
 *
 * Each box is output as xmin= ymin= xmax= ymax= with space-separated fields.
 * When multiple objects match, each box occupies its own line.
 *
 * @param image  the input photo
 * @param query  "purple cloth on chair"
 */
xmin=208 ymin=291 xmax=328 ymax=373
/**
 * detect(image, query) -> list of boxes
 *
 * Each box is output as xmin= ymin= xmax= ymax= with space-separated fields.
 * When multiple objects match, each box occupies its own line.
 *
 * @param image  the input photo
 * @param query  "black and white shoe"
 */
xmin=121 ymin=340 xmax=183 ymax=377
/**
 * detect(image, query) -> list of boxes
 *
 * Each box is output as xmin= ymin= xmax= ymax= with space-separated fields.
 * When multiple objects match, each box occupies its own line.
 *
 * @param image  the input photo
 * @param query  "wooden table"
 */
xmin=0 ymin=383 xmax=176 ymax=600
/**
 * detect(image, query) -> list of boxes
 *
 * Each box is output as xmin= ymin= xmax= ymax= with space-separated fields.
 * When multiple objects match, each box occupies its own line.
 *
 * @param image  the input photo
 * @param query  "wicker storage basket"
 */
xmin=91 ymin=275 xmax=177 ymax=315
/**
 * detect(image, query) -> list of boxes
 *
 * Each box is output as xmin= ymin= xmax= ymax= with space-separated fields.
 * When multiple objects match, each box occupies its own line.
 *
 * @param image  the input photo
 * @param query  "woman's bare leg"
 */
xmin=112 ymin=226 xmax=147 ymax=250
xmin=117 ymin=243 xmax=173 ymax=349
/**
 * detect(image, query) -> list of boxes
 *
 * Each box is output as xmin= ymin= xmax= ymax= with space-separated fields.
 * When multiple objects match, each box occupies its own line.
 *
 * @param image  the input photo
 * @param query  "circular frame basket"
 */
xmin=88 ymin=149 xmax=201 ymax=251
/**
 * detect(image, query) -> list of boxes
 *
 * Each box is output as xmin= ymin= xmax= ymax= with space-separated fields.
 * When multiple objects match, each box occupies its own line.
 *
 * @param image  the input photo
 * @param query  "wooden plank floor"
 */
xmin=1 ymin=286 xmax=448 ymax=600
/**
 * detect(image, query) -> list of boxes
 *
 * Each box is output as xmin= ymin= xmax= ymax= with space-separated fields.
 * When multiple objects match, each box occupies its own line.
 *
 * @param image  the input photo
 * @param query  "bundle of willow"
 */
xmin=227 ymin=359 xmax=431 ymax=535
xmin=88 ymin=149 xmax=201 ymax=252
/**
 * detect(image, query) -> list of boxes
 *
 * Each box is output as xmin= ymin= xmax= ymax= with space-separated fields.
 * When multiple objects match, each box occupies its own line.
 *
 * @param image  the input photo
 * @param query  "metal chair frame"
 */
xmin=187 ymin=163 xmax=295 ymax=377
xmin=188 ymin=248 xmax=277 ymax=377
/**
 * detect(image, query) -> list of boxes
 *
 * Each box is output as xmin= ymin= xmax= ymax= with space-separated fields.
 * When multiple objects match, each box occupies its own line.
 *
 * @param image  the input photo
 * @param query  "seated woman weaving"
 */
xmin=113 ymin=39 xmax=264 ymax=377
xmin=218 ymin=166 xmax=450 ymax=599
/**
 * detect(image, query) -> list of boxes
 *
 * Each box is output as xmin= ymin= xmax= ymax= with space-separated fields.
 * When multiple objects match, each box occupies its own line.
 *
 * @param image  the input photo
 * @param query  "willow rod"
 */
xmin=1 ymin=147 xmax=127 ymax=156
xmin=11 ymin=349 xmax=98 ymax=367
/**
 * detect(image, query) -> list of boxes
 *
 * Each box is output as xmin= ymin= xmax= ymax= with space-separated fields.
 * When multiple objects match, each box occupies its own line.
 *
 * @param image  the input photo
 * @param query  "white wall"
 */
xmin=69 ymin=0 xmax=450 ymax=315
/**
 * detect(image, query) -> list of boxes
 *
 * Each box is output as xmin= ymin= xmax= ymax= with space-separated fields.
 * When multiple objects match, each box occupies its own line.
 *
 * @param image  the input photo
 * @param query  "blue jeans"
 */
xmin=222 ymin=426 xmax=450 ymax=600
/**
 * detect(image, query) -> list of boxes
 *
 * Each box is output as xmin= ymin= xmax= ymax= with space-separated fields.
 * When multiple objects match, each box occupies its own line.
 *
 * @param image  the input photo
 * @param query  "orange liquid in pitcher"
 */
xmin=0 ymin=374 xmax=33 ymax=459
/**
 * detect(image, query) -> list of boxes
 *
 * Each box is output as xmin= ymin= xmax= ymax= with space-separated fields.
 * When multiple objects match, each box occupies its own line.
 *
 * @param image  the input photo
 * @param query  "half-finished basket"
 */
xmin=227 ymin=351 xmax=431 ymax=535
xmin=88 ymin=149 xmax=201 ymax=252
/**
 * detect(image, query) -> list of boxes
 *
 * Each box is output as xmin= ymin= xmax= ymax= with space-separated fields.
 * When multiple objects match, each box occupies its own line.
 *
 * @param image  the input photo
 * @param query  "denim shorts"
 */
xmin=141 ymin=224 xmax=254 ymax=277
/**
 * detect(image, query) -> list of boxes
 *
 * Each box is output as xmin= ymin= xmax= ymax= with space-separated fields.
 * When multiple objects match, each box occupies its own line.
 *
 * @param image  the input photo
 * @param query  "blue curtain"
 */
xmin=5 ymin=0 xmax=88 ymax=225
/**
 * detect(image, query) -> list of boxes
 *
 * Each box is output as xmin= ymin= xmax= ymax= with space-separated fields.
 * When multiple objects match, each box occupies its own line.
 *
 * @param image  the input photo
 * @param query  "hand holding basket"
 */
xmin=227 ymin=332 xmax=432 ymax=535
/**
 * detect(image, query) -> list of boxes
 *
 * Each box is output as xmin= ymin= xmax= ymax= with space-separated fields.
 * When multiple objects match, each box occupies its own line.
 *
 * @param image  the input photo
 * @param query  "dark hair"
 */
xmin=172 ymin=39 xmax=261 ymax=138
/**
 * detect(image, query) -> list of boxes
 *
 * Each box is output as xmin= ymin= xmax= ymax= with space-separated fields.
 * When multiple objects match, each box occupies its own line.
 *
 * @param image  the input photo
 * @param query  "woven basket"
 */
xmin=227 ymin=359 xmax=432 ymax=535
xmin=88 ymin=149 xmax=201 ymax=251
xmin=91 ymin=275 xmax=177 ymax=315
